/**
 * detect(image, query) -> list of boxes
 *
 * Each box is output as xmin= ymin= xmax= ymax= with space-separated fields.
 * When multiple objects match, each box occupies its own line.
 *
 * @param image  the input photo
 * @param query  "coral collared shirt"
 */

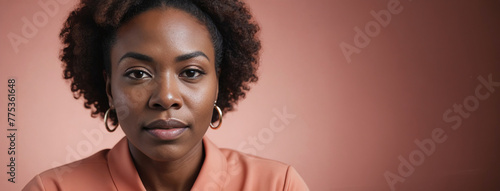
xmin=23 ymin=137 xmax=309 ymax=191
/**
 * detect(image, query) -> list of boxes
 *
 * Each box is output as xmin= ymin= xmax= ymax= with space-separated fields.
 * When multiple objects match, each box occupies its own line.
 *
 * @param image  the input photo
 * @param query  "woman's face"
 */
xmin=106 ymin=8 xmax=218 ymax=161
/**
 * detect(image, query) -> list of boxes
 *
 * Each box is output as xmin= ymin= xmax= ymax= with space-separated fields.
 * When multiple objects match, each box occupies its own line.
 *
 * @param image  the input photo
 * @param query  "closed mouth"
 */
xmin=144 ymin=118 xmax=188 ymax=129
xmin=143 ymin=119 xmax=189 ymax=140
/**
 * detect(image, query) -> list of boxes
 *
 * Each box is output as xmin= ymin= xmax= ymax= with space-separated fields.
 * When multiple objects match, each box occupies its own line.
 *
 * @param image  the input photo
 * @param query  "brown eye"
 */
xmin=126 ymin=70 xmax=151 ymax=79
xmin=181 ymin=69 xmax=204 ymax=79
xmin=133 ymin=71 xmax=145 ymax=78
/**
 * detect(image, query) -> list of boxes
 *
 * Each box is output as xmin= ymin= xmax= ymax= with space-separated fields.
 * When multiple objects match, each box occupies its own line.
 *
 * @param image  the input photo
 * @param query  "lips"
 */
xmin=144 ymin=119 xmax=188 ymax=140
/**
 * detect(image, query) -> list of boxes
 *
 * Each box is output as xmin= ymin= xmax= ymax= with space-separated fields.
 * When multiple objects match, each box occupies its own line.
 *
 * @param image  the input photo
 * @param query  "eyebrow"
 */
xmin=118 ymin=51 xmax=209 ymax=64
xmin=175 ymin=51 xmax=209 ymax=62
xmin=119 ymin=52 xmax=153 ymax=63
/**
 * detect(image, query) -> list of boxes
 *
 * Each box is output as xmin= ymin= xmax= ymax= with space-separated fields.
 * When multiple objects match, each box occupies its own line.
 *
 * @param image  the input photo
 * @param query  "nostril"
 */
xmin=171 ymin=103 xmax=180 ymax=108
xmin=150 ymin=102 xmax=181 ymax=110
xmin=152 ymin=103 xmax=163 ymax=108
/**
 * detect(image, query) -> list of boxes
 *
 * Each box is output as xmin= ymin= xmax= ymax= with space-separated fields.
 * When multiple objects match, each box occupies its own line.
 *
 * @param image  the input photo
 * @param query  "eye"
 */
xmin=180 ymin=69 xmax=205 ymax=79
xmin=125 ymin=70 xmax=152 ymax=79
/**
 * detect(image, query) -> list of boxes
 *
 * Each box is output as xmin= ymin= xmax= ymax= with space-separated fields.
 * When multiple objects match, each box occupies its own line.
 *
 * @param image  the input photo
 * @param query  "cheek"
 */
xmin=184 ymin=79 xmax=218 ymax=124
xmin=112 ymin=84 xmax=151 ymax=121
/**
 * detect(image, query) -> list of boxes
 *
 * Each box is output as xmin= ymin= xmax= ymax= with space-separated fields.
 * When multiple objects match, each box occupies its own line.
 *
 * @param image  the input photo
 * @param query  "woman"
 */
xmin=23 ymin=0 xmax=308 ymax=190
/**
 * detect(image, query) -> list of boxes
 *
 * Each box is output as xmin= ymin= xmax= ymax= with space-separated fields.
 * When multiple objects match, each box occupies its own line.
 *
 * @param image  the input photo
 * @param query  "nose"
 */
xmin=148 ymin=73 xmax=183 ymax=110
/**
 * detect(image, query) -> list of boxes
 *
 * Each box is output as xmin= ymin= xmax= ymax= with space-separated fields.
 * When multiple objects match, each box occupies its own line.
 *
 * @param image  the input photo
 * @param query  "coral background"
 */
xmin=1 ymin=0 xmax=499 ymax=190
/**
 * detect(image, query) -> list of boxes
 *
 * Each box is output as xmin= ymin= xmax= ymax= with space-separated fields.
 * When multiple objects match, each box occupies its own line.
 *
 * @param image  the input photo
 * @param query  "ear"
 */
xmin=216 ymin=68 xmax=221 ymax=77
xmin=104 ymin=70 xmax=114 ymax=108
xmin=215 ymin=81 xmax=219 ymax=103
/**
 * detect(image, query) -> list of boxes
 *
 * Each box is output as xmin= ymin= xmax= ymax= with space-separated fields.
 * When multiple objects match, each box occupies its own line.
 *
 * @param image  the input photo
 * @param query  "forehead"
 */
xmin=111 ymin=7 xmax=214 ymax=62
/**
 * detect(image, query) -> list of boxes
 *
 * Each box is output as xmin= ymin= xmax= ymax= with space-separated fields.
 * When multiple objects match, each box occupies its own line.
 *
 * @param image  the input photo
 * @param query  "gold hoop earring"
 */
xmin=210 ymin=104 xmax=223 ymax=129
xmin=104 ymin=108 xmax=119 ymax=132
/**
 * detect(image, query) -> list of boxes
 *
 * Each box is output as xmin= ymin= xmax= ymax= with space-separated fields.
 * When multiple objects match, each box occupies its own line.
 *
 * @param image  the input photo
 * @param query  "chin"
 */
xmin=131 ymin=132 xmax=204 ymax=162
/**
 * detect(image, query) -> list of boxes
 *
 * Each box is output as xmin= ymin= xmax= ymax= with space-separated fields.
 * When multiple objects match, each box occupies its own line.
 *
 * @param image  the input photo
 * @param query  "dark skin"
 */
xmin=105 ymin=8 xmax=218 ymax=191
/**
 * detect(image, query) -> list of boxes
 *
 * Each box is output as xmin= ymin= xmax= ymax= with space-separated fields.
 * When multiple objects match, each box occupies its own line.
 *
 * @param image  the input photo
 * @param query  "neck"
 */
xmin=129 ymin=141 xmax=205 ymax=191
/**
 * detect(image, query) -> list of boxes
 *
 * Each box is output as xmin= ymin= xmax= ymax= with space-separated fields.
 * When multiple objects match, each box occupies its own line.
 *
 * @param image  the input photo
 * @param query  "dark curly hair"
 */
xmin=60 ymin=0 xmax=260 ymax=125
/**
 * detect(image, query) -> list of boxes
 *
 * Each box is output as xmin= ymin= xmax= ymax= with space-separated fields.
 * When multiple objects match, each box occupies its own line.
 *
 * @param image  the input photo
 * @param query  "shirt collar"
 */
xmin=107 ymin=137 xmax=226 ymax=191
xmin=192 ymin=137 xmax=227 ymax=191
xmin=107 ymin=138 xmax=146 ymax=191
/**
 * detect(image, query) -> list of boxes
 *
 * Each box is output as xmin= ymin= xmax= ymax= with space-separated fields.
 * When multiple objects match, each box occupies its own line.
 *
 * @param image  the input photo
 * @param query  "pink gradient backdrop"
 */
xmin=1 ymin=0 xmax=500 ymax=190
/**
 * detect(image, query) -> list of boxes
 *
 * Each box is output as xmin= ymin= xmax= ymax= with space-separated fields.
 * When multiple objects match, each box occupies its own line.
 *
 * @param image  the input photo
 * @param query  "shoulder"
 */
xmin=219 ymin=148 xmax=309 ymax=191
xmin=23 ymin=149 xmax=115 ymax=191
xmin=199 ymin=137 xmax=309 ymax=190
xmin=220 ymin=148 xmax=289 ymax=173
